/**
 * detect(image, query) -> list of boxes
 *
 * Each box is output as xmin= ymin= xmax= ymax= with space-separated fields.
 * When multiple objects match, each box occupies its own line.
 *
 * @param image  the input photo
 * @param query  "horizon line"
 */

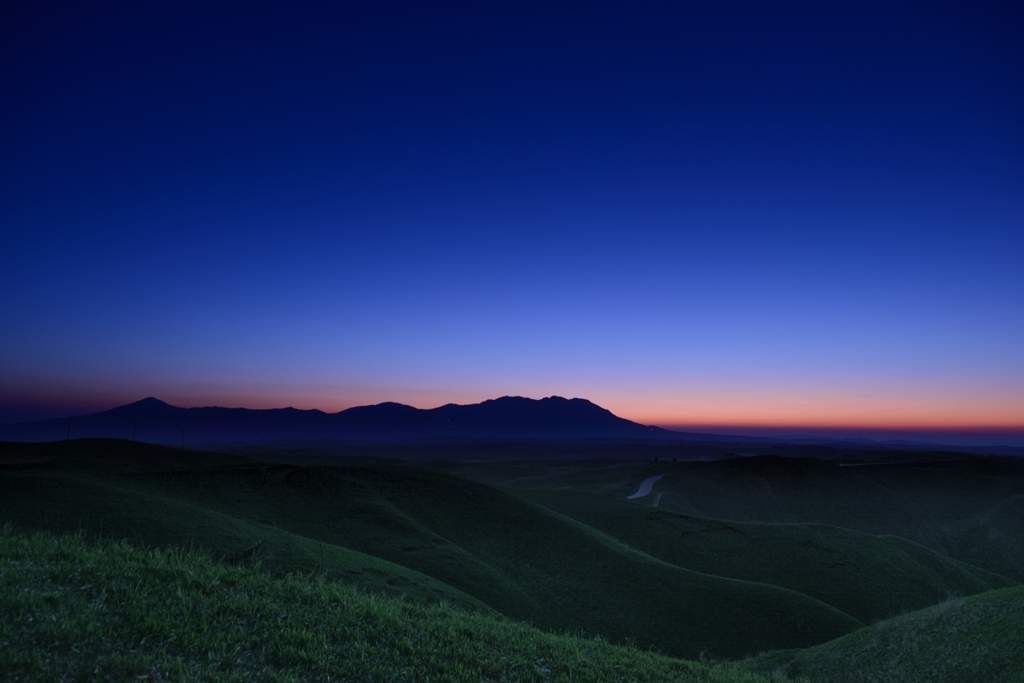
xmin=6 ymin=395 xmax=1023 ymax=436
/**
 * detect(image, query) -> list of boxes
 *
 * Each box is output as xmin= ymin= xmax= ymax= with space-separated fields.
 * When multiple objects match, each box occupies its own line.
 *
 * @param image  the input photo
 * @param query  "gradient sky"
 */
xmin=2 ymin=1 xmax=1022 ymax=441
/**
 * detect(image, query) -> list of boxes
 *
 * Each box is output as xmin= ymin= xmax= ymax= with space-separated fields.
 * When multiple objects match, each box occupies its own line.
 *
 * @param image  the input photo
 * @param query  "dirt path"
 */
xmin=627 ymin=474 xmax=664 ymax=499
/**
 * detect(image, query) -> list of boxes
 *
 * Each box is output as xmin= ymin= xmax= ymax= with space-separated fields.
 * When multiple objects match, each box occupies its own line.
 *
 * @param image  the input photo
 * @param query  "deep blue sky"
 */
xmin=2 ymin=1 xmax=1022 ymax=440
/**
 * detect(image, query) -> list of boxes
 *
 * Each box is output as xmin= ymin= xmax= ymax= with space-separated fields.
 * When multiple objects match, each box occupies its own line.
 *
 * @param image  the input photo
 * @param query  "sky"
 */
xmin=2 ymin=1 xmax=1022 ymax=442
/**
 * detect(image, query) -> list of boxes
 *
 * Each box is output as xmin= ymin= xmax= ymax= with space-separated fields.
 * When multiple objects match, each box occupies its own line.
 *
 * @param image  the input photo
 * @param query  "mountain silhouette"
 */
xmin=0 ymin=395 xmax=682 ymax=446
xmin=100 ymin=397 xmax=185 ymax=417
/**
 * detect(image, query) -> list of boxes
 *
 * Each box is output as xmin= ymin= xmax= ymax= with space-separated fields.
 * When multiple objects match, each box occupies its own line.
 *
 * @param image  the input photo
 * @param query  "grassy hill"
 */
xmin=0 ymin=466 xmax=496 ymax=614
xmin=0 ymin=529 xmax=786 ymax=683
xmin=292 ymin=464 xmax=861 ymax=658
xmin=4 ymin=439 xmax=1021 ymax=667
xmin=516 ymin=488 xmax=1012 ymax=623
xmin=445 ymin=455 xmax=1024 ymax=583
xmin=0 ymin=449 xmax=861 ymax=659
xmin=741 ymin=586 xmax=1024 ymax=683
xmin=657 ymin=457 xmax=1024 ymax=583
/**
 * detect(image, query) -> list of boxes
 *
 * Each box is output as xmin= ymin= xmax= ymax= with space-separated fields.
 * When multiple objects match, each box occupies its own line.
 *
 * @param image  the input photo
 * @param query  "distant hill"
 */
xmin=0 ymin=396 xmax=686 ymax=445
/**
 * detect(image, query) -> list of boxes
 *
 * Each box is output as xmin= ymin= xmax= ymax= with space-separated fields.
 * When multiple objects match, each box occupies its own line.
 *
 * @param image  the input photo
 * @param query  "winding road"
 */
xmin=626 ymin=474 xmax=664 ymax=499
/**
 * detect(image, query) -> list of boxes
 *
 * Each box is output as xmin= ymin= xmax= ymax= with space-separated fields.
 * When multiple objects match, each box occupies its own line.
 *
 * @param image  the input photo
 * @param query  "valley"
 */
xmin=2 ymin=438 xmax=1022 ymax=681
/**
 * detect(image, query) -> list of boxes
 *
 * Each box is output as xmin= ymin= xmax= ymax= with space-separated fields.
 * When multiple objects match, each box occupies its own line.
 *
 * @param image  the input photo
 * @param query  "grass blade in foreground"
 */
xmin=0 ymin=529 xmax=787 ymax=683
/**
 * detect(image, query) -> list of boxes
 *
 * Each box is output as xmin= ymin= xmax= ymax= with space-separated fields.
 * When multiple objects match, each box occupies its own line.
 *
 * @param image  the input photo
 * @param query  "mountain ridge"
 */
xmin=0 ymin=395 xmax=684 ymax=445
xmin=7 ymin=397 xmax=1018 ymax=455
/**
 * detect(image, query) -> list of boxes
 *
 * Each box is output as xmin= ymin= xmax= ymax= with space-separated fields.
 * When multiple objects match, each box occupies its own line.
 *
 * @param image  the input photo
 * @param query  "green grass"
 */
xmin=4 ymin=440 xmax=1022 ymax=671
xmin=740 ymin=586 xmax=1024 ymax=683
xmin=448 ymin=455 xmax=1024 ymax=583
xmin=0 ymin=468 xmax=495 ymax=614
xmin=0 ymin=459 xmax=862 ymax=659
xmin=0 ymin=528 xmax=788 ymax=683
xmin=132 ymin=463 xmax=561 ymax=627
xmin=662 ymin=457 xmax=1024 ymax=584
xmin=323 ymin=465 xmax=863 ymax=658
xmin=516 ymin=488 xmax=1011 ymax=623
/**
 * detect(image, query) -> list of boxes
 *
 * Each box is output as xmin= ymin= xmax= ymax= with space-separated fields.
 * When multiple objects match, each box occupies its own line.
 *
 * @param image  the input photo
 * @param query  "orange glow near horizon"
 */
xmin=624 ymin=404 xmax=1024 ymax=431
xmin=3 ymin=378 xmax=1022 ymax=433
xmin=600 ymin=387 xmax=1024 ymax=432
xmin=619 ymin=413 xmax=1024 ymax=433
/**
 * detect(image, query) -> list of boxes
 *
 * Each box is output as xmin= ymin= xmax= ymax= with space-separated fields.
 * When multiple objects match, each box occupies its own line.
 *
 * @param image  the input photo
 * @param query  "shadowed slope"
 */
xmin=657 ymin=457 xmax=1024 ymax=583
xmin=271 ymin=465 xmax=862 ymax=658
xmin=516 ymin=488 xmax=1013 ymax=624
xmin=127 ymin=464 xmax=560 ymax=627
xmin=0 ymin=467 xmax=494 ymax=614
xmin=0 ymin=438 xmax=252 ymax=470
xmin=0 ymin=530 xmax=786 ymax=683
xmin=0 ymin=443 xmax=861 ymax=659
xmin=121 ymin=461 xmax=862 ymax=658
xmin=451 ymin=456 xmax=1024 ymax=583
xmin=743 ymin=586 xmax=1024 ymax=683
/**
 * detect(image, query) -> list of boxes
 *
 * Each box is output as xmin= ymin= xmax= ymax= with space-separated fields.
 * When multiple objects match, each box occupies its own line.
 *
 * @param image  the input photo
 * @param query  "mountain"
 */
xmin=100 ymin=397 xmax=187 ymax=417
xmin=0 ymin=396 xmax=682 ymax=446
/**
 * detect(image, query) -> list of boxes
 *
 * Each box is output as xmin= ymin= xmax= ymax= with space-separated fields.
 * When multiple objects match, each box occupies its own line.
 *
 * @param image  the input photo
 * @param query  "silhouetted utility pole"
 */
xmin=66 ymin=418 xmax=71 ymax=441
xmin=133 ymin=420 xmax=137 ymax=442
xmin=181 ymin=430 xmax=185 ymax=450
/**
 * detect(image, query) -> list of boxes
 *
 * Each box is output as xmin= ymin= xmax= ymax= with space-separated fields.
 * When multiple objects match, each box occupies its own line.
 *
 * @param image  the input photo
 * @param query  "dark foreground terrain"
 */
xmin=2 ymin=439 xmax=1023 ymax=682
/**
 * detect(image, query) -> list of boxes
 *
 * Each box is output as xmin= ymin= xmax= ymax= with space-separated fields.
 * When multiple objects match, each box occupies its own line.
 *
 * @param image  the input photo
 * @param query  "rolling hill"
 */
xmin=0 ymin=529 xmax=782 ymax=683
xmin=742 ymin=585 xmax=1024 ymax=683
xmin=3 ymin=438 xmax=1021 ymax=668
xmin=447 ymin=455 xmax=1024 ymax=583
xmin=0 ymin=439 xmax=863 ymax=659
xmin=516 ymin=488 xmax=1013 ymax=624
